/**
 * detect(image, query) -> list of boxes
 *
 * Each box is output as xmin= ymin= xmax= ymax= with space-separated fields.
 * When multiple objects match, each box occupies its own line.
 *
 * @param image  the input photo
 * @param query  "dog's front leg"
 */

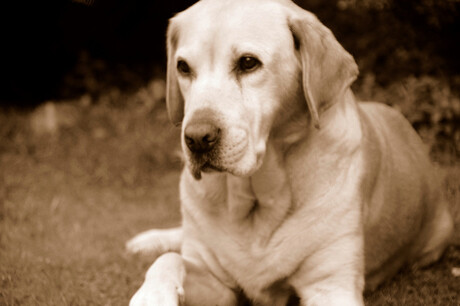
xmin=289 ymin=237 xmax=365 ymax=306
xmin=126 ymin=227 xmax=182 ymax=257
xmin=296 ymin=285 xmax=364 ymax=306
xmin=130 ymin=252 xmax=185 ymax=306
xmin=130 ymin=252 xmax=238 ymax=306
xmin=293 ymin=272 xmax=365 ymax=306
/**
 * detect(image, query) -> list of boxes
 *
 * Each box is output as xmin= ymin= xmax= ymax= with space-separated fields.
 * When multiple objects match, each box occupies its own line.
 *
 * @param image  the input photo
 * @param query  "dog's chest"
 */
xmin=210 ymin=181 xmax=296 ymax=300
xmin=182 ymin=168 xmax=301 ymax=300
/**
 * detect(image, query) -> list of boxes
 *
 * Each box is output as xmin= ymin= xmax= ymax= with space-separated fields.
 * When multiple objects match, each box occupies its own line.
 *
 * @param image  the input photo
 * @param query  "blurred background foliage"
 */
xmin=0 ymin=0 xmax=459 ymax=160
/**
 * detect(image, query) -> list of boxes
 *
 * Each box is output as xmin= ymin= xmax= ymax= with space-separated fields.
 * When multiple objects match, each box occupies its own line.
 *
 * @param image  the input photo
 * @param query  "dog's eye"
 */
xmin=238 ymin=56 xmax=261 ymax=73
xmin=177 ymin=60 xmax=191 ymax=75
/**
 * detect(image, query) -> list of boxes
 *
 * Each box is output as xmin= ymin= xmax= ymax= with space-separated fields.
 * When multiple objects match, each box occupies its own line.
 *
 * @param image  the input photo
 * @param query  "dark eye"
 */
xmin=177 ymin=60 xmax=191 ymax=74
xmin=238 ymin=56 xmax=261 ymax=72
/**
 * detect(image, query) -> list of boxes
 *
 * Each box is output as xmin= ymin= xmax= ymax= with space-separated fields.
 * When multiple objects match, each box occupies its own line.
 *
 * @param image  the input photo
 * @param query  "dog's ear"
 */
xmin=288 ymin=9 xmax=358 ymax=128
xmin=166 ymin=20 xmax=184 ymax=126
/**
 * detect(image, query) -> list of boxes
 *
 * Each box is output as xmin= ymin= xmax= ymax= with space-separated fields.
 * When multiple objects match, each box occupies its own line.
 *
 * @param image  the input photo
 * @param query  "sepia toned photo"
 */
xmin=1 ymin=0 xmax=459 ymax=305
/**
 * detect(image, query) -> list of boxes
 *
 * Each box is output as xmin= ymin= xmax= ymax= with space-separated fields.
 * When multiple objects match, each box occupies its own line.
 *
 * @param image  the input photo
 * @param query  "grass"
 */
xmin=0 ymin=77 xmax=459 ymax=305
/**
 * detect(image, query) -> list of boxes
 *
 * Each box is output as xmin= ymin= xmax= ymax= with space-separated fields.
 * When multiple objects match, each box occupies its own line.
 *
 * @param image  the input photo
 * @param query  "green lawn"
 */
xmin=0 ymin=80 xmax=459 ymax=305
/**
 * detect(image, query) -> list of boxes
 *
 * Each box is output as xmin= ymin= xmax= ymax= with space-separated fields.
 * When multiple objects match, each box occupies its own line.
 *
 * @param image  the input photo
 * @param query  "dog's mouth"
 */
xmin=185 ymin=144 xmax=224 ymax=179
xmin=190 ymin=160 xmax=225 ymax=180
xmin=186 ymin=140 xmax=266 ymax=180
xmin=202 ymin=162 xmax=225 ymax=175
xmin=183 ymin=124 xmax=262 ymax=180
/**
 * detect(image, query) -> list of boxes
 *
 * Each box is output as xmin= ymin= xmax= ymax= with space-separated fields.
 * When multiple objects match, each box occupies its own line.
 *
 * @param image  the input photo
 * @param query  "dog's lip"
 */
xmin=202 ymin=162 xmax=224 ymax=173
xmin=190 ymin=159 xmax=225 ymax=180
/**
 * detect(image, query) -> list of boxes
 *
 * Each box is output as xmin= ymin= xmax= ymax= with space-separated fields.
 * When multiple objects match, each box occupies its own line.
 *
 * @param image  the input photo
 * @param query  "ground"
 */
xmin=0 ymin=78 xmax=459 ymax=305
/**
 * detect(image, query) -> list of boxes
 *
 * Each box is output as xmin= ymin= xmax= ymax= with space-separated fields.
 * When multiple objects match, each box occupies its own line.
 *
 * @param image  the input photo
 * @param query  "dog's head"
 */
xmin=166 ymin=0 xmax=358 ymax=179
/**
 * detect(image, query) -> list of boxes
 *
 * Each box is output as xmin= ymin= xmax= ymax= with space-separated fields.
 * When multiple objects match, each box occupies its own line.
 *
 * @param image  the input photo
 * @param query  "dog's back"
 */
xmin=358 ymin=102 xmax=454 ymax=290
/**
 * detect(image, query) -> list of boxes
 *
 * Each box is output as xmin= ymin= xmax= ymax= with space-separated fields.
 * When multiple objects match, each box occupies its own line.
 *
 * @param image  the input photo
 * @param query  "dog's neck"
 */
xmin=281 ymin=89 xmax=361 ymax=151
xmin=182 ymin=141 xmax=292 ymax=236
xmin=230 ymin=141 xmax=292 ymax=222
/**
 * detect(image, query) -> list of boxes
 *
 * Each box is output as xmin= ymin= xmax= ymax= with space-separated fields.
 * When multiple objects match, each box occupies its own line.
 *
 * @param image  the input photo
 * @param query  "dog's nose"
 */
xmin=184 ymin=123 xmax=221 ymax=153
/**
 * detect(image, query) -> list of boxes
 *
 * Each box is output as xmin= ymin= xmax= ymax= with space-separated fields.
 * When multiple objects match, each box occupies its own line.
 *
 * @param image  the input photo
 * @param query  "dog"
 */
xmin=126 ymin=0 xmax=454 ymax=305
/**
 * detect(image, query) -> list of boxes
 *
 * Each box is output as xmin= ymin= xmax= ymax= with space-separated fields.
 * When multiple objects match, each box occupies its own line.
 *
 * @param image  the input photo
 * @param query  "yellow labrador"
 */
xmin=127 ymin=0 xmax=454 ymax=305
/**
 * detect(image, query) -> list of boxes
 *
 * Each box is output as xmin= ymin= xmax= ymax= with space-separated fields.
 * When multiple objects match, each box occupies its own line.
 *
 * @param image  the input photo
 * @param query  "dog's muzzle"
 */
xmin=184 ymin=122 xmax=223 ymax=179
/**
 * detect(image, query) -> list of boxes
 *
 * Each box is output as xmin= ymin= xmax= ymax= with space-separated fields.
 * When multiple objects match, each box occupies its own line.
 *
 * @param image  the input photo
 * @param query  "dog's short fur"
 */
xmin=126 ymin=0 xmax=454 ymax=305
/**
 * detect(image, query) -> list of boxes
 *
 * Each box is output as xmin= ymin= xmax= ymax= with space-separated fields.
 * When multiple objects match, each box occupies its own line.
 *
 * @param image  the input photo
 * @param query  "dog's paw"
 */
xmin=126 ymin=228 xmax=182 ymax=256
xmin=130 ymin=253 xmax=186 ymax=306
xmin=129 ymin=281 xmax=185 ymax=306
xmin=125 ymin=230 xmax=160 ymax=255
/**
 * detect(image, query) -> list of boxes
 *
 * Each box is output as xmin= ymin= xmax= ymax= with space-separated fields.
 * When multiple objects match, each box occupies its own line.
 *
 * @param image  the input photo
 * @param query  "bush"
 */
xmin=355 ymin=74 xmax=459 ymax=163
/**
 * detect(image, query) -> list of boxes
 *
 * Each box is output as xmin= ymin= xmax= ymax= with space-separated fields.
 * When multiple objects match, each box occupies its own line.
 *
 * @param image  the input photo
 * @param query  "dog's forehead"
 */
xmin=173 ymin=0 xmax=291 ymax=56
